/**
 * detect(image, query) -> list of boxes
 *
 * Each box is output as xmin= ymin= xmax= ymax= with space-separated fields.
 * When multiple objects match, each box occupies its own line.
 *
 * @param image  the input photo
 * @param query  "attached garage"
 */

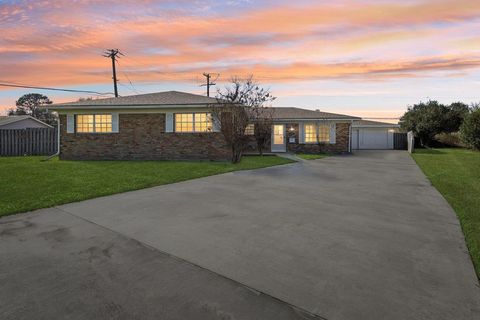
xmin=352 ymin=120 xmax=400 ymax=150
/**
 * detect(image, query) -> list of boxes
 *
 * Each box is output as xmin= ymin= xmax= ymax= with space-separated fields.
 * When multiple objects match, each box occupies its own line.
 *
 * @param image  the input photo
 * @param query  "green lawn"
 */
xmin=0 ymin=155 xmax=294 ymax=217
xmin=296 ymin=153 xmax=329 ymax=160
xmin=412 ymin=148 xmax=480 ymax=278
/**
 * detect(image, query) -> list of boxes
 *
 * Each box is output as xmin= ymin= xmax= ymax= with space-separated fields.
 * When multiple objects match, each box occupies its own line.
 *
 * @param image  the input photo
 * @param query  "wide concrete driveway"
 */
xmin=2 ymin=151 xmax=479 ymax=319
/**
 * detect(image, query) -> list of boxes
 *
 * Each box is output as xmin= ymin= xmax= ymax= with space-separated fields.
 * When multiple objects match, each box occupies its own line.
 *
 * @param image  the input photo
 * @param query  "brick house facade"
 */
xmin=245 ymin=122 xmax=351 ymax=154
xmin=59 ymin=114 xmax=231 ymax=160
xmin=50 ymin=91 xmax=360 ymax=161
xmin=286 ymin=122 xmax=351 ymax=153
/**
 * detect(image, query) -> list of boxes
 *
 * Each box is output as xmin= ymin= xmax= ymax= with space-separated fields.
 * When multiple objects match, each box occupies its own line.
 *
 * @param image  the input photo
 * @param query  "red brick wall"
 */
xmin=286 ymin=122 xmax=351 ymax=153
xmin=242 ymin=122 xmax=351 ymax=154
xmin=59 ymin=114 xmax=232 ymax=160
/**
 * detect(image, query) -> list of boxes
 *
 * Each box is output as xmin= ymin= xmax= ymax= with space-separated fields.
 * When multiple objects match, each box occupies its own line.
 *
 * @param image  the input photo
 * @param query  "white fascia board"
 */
xmin=352 ymin=125 xmax=400 ymax=128
xmin=54 ymin=104 xmax=213 ymax=114
xmin=272 ymin=119 xmax=358 ymax=123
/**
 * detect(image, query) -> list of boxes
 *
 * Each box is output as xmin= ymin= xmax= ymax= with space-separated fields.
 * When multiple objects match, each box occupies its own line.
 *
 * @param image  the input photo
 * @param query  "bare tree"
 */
xmin=211 ymin=76 xmax=276 ymax=163
xmin=251 ymin=106 xmax=274 ymax=155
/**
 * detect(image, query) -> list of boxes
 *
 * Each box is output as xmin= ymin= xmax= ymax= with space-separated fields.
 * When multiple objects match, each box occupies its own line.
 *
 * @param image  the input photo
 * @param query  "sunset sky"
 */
xmin=1 ymin=0 xmax=479 ymax=120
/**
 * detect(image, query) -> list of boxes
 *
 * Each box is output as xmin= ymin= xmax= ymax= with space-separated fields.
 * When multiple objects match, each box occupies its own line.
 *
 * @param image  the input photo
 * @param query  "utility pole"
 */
xmin=200 ymin=73 xmax=218 ymax=97
xmin=103 ymin=49 xmax=123 ymax=97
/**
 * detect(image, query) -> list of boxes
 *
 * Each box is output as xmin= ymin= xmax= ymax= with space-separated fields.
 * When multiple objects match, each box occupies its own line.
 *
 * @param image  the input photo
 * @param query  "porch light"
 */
xmin=289 ymin=126 xmax=295 ymax=132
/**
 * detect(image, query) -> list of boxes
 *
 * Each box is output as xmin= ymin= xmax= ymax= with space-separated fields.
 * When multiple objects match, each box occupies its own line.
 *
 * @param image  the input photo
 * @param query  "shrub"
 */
xmin=400 ymin=101 xmax=469 ymax=147
xmin=460 ymin=108 xmax=480 ymax=150
xmin=434 ymin=132 xmax=465 ymax=147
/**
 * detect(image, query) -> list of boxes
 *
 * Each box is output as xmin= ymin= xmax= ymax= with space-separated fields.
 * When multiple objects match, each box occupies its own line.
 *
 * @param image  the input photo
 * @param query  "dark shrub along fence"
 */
xmin=0 ymin=128 xmax=57 ymax=156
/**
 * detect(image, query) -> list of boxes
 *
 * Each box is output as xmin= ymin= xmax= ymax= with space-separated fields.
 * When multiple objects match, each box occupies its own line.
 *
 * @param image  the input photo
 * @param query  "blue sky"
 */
xmin=1 ymin=0 xmax=479 ymax=121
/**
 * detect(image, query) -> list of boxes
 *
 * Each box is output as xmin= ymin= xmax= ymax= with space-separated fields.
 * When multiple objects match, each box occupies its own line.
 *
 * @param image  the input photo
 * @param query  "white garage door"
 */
xmin=352 ymin=128 xmax=394 ymax=150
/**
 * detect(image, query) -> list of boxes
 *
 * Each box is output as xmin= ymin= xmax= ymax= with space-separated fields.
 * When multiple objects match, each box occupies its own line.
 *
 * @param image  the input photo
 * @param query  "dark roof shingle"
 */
xmin=0 ymin=115 xmax=32 ymax=126
xmin=50 ymin=91 xmax=220 ymax=108
xmin=271 ymin=107 xmax=360 ymax=120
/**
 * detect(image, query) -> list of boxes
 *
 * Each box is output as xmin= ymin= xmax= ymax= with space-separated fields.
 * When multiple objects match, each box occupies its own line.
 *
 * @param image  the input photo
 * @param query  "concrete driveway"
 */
xmin=1 ymin=151 xmax=479 ymax=320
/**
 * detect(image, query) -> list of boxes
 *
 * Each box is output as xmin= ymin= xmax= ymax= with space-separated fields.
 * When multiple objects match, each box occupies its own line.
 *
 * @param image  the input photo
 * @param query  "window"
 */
xmin=76 ymin=114 xmax=112 ymax=133
xmin=175 ymin=113 xmax=212 ymax=132
xmin=304 ymin=124 xmax=316 ymax=143
xmin=245 ymin=123 xmax=255 ymax=135
xmin=304 ymin=123 xmax=330 ymax=143
xmin=317 ymin=125 xmax=330 ymax=142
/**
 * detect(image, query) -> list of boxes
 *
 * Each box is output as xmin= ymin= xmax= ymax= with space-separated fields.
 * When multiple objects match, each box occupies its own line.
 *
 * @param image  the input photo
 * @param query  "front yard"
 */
xmin=412 ymin=148 xmax=480 ymax=278
xmin=0 ymin=155 xmax=293 ymax=217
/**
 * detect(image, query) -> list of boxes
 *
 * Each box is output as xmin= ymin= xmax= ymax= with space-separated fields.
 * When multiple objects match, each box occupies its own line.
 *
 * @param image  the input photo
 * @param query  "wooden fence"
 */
xmin=0 ymin=128 xmax=57 ymax=156
xmin=394 ymin=132 xmax=407 ymax=150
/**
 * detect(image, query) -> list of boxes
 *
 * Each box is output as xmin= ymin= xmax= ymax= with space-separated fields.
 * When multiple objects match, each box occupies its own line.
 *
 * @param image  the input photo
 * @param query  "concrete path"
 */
xmin=1 ymin=151 xmax=479 ymax=319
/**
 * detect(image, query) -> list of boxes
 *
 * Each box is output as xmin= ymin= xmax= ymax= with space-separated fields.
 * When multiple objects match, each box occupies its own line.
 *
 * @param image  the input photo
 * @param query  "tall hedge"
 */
xmin=460 ymin=108 xmax=480 ymax=150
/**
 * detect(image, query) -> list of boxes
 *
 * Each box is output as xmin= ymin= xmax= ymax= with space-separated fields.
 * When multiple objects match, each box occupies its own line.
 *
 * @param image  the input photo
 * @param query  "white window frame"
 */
xmin=317 ymin=124 xmax=330 ymax=143
xmin=245 ymin=123 xmax=255 ymax=135
xmin=174 ymin=112 xmax=213 ymax=133
xmin=303 ymin=123 xmax=330 ymax=144
xmin=304 ymin=123 xmax=317 ymax=143
xmin=75 ymin=114 xmax=113 ymax=133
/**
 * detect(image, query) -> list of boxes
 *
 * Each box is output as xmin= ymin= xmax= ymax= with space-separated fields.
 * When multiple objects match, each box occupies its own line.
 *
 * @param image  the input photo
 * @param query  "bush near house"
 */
xmin=460 ymin=107 xmax=480 ymax=150
xmin=434 ymin=132 xmax=465 ymax=148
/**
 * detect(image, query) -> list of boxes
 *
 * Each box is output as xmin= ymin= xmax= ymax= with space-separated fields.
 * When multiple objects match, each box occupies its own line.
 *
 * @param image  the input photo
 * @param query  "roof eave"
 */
xmin=46 ymin=103 xmax=220 ymax=110
xmin=352 ymin=124 xmax=400 ymax=128
xmin=273 ymin=117 xmax=361 ymax=121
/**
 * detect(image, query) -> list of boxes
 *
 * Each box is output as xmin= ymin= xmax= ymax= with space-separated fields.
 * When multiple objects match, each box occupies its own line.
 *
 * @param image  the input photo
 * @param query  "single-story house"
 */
xmin=48 ymin=91 xmax=363 ymax=160
xmin=352 ymin=120 xmax=400 ymax=150
xmin=0 ymin=115 xmax=52 ymax=129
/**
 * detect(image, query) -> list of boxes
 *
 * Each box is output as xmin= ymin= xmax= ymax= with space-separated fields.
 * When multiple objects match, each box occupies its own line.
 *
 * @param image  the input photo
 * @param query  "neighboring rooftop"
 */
xmin=0 ymin=115 xmax=52 ymax=127
xmin=271 ymin=107 xmax=360 ymax=120
xmin=49 ymin=91 xmax=220 ymax=108
xmin=0 ymin=115 xmax=47 ymax=127
xmin=353 ymin=119 xmax=400 ymax=127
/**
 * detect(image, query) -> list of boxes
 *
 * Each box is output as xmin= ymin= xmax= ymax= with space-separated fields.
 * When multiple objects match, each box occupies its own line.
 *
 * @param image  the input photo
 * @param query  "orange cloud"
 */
xmin=0 ymin=0 xmax=479 ymax=90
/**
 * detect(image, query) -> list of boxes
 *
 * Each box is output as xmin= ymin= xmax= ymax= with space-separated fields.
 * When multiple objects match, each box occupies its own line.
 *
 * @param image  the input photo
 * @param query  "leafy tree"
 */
xmin=400 ymin=100 xmax=470 ymax=146
xmin=445 ymin=102 xmax=470 ymax=132
xmin=8 ymin=93 xmax=56 ymax=125
xmin=211 ymin=76 xmax=276 ymax=163
xmin=460 ymin=105 xmax=480 ymax=150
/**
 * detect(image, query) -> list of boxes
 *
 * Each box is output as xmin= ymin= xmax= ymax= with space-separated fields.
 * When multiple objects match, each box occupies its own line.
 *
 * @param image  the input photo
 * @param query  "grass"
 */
xmin=412 ymin=148 xmax=480 ymax=278
xmin=296 ymin=153 xmax=329 ymax=160
xmin=0 ymin=155 xmax=294 ymax=217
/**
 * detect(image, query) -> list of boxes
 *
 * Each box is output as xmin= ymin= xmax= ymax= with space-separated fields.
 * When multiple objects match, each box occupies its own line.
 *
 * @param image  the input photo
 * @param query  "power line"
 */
xmin=0 ymin=82 xmax=113 ymax=95
xmin=116 ymin=59 xmax=141 ymax=95
xmin=200 ymin=73 xmax=219 ymax=97
xmin=123 ymin=73 xmax=140 ymax=94
xmin=103 ymin=49 xmax=123 ymax=97
xmin=118 ymin=82 xmax=138 ymax=96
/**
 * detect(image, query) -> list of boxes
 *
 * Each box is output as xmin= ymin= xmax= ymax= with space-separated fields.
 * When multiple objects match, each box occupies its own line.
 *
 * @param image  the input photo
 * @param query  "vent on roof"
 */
xmin=315 ymin=109 xmax=320 ymax=112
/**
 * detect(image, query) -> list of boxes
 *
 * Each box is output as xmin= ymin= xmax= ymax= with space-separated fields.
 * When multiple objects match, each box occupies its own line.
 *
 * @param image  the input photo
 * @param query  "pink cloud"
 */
xmin=1 ymin=0 xmax=480 ymax=117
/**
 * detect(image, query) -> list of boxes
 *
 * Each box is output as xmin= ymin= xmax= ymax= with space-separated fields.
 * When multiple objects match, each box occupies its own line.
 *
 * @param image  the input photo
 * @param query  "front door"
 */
xmin=271 ymin=124 xmax=286 ymax=152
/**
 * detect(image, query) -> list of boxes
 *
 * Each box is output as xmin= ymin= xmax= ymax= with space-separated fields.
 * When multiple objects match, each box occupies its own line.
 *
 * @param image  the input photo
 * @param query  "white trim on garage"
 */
xmin=352 ymin=127 xmax=396 ymax=150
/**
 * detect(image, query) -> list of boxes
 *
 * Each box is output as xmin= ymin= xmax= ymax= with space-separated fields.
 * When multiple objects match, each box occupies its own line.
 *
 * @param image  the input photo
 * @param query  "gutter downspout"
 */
xmin=348 ymin=120 xmax=353 ymax=153
xmin=43 ymin=114 xmax=60 ymax=161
